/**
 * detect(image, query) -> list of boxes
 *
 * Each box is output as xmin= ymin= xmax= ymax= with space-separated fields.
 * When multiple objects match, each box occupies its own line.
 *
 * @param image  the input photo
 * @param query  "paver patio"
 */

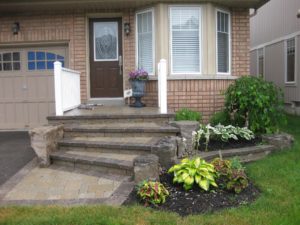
xmin=0 ymin=159 xmax=134 ymax=206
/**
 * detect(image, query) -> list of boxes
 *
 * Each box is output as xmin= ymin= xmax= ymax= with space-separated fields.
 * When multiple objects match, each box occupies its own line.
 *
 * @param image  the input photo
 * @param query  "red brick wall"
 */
xmin=141 ymin=80 xmax=233 ymax=121
xmin=232 ymin=8 xmax=250 ymax=76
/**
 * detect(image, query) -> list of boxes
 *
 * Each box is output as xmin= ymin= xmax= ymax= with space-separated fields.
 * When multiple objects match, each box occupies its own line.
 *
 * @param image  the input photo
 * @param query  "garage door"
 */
xmin=0 ymin=46 xmax=68 ymax=129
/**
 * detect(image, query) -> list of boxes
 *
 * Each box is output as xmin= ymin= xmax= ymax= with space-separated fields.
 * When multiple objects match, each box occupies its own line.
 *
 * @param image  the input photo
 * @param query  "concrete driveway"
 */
xmin=0 ymin=132 xmax=35 ymax=185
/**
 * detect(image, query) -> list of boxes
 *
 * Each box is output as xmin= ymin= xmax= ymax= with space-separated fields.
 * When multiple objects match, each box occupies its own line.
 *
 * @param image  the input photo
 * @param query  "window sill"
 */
xmin=285 ymin=82 xmax=297 ymax=87
xmin=148 ymin=74 xmax=238 ymax=80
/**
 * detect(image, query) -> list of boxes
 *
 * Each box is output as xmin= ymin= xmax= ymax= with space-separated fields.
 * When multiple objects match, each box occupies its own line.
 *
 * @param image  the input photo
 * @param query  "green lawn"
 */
xmin=1 ymin=115 xmax=300 ymax=225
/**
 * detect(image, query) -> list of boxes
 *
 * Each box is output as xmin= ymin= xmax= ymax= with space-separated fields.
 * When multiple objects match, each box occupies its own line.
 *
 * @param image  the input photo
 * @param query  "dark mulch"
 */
xmin=197 ymin=137 xmax=262 ymax=152
xmin=123 ymin=172 xmax=260 ymax=217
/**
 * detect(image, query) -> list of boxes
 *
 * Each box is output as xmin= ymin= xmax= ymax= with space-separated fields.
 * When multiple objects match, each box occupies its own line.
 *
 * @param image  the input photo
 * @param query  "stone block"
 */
xmin=152 ymin=137 xmax=178 ymax=168
xmin=29 ymin=125 xmax=64 ymax=167
xmin=169 ymin=121 xmax=200 ymax=155
xmin=262 ymin=133 xmax=294 ymax=150
xmin=134 ymin=154 xmax=159 ymax=184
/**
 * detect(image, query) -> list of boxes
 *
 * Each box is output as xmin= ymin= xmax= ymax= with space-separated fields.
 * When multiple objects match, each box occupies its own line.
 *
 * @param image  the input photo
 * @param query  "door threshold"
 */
xmin=87 ymin=98 xmax=125 ymax=106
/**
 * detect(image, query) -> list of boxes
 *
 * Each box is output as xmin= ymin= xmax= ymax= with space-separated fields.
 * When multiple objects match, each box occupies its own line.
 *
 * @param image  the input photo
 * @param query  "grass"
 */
xmin=1 ymin=115 xmax=300 ymax=225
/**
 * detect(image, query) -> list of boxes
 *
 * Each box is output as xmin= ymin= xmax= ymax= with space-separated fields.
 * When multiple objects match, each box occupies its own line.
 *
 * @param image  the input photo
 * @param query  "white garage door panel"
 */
xmin=0 ymin=46 xmax=67 ymax=129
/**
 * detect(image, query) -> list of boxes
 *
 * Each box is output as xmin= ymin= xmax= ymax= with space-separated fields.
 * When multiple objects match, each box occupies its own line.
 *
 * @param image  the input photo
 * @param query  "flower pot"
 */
xmin=130 ymin=80 xmax=146 ymax=108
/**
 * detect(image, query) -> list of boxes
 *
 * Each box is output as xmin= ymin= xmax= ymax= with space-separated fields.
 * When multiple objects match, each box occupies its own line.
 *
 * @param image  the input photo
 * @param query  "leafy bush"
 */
xmin=136 ymin=180 xmax=169 ymax=205
xmin=210 ymin=110 xmax=231 ymax=126
xmin=192 ymin=124 xmax=255 ymax=151
xmin=211 ymin=158 xmax=249 ymax=194
xmin=175 ymin=108 xmax=202 ymax=122
xmin=168 ymin=157 xmax=218 ymax=191
xmin=211 ymin=158 xmax=231 ymax=176
xmin=230 ymin=157 xmax=245 ymax=170
xmin=224 ymin=76 xmax=286 ymax=134
xmin=226 ymin=169 xmax=249 ymax=194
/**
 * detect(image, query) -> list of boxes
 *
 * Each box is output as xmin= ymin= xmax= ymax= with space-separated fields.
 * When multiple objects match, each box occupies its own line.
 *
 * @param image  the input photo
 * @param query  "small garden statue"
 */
xmin=129 ymin=69 xmax=149 ymax=107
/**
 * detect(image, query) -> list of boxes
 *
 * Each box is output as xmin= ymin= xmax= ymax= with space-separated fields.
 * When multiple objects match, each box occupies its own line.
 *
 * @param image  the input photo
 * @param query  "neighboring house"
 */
xmin=250 ymin=0 xmax=300 ymax=113
xmin=0 ymin=0 xmax=267 ymax=129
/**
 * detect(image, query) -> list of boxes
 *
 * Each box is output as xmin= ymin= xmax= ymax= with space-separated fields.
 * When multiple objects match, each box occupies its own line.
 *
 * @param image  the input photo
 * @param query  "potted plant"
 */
xmin=129 ymin=69 xmax=149 ymax=107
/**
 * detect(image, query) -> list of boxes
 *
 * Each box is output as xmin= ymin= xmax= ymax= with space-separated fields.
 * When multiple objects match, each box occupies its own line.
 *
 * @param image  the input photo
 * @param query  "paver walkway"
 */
xmin=0 ymin=159 xmax=133 ymax=206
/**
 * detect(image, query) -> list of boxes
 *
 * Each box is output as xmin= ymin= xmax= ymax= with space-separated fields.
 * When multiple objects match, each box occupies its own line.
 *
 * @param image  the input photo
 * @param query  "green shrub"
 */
xmin=224 ymin=76 xmax=286 ymax=134
xmin=168 ymin=157 xmax=218 ymax=191
xmin=136 ymin=180 xmax=169 ymax=206
xmin=175 ymin=108 xmax=202 ymax=122
xmin=230 ymin=157 xmax=245 ymax=170
xmin=210 ymin=110 xmax=231 ymax=126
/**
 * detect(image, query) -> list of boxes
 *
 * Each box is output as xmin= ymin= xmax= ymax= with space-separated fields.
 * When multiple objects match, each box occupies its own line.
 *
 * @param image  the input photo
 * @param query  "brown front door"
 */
xmin=89 ymin=18 xmax=123 ymax=98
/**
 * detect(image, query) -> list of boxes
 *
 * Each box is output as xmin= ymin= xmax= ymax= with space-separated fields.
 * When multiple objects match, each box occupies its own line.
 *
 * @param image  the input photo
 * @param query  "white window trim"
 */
xmin=169 ymin=5 xmax=202 ymax=75
xmin=284 ymin=37 xmax=297 ymax=85
xmin=256 ymin=47 xmax=265 ymax=78
xmin=216 ymin=8 xmax=231 ymax=75
xmin=135 ymin=8 xmax=155 ymax=76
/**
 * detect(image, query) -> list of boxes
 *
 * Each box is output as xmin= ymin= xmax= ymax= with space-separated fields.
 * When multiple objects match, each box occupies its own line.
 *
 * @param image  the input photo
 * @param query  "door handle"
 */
xmin=119 ymin=55 xmax=123 ymax=76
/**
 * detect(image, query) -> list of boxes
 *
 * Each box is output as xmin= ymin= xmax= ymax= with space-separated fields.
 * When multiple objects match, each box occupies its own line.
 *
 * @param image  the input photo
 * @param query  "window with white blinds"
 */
xmin=170 ymin=7 xmax=201 ymax=74
xmin=136 ymin=9 xmax=154 ymax=74
xmin=217 ymin=10 xmax=230 ymax=74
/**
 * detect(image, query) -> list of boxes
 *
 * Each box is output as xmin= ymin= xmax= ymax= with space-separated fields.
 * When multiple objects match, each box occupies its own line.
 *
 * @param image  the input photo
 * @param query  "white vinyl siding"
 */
xmin=285 ymin=38 xmax=296 ymax=83
xmin=170 ymin=6 xmax=201 ymax=74
xmin=136 ymin=9 xmax=154 ymax=75
xmin=216 ymin=10 xmax=231 ymax=74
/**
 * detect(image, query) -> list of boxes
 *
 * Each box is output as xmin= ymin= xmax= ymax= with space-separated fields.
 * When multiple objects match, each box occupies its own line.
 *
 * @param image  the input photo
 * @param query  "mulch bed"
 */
xmin=123 ymin=172 xmax=260 ymax=217
xmin=197 ymin=137 xmax=262 ymax=152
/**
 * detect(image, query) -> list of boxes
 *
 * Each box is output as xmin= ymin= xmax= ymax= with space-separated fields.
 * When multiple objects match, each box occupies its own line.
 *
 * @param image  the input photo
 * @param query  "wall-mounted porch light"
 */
xmin=12 ymin=22 xmax=20 ymax=35
xmin=297 ymin=9 xmax=300 ymax=18
xmin=124 ymin=22 xmax=131 ymax=36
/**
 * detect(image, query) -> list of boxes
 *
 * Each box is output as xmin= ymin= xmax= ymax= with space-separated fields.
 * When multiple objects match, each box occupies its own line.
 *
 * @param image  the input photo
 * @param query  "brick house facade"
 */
xmin=0 ymin=1 xmax=262 ymax=129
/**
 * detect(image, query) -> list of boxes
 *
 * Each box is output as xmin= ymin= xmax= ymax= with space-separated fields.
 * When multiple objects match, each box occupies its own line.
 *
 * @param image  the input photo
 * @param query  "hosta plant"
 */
xmin=168 ymin=157 xmax=218 ymax=191
xmin=136 ymin=180 xmax=169 ymax=206
xmin=192 ymin=124 xmax=255 ymax=151
xmin=226 ymin=169 xmax=249 ymax=194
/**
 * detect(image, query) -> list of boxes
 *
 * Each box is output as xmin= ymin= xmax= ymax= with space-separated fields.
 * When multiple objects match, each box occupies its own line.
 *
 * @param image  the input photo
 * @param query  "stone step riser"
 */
xmin=59 ymin=146 xmax=150 ymax=155
xmin=63 ymin=131 xmax=177 ymax=138
xmin=51 ymin=159 xmax=134 ymax=177
xmin=48 ymin=117 xmax=172 ymax=125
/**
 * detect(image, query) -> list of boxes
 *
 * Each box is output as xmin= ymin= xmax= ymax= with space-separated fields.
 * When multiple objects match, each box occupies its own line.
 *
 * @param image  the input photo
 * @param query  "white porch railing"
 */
xmin=54 ymin=61 xmax=81 ymax=116
xmin=158 ymin=59 xmax=167 ymax=114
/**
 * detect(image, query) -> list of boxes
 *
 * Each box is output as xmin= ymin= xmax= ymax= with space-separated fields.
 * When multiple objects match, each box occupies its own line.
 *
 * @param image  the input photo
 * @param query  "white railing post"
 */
xmin=54 ymin=61 xmax=63 ymax=116
xmin=158 ymin=59 xmax=167 ymax=114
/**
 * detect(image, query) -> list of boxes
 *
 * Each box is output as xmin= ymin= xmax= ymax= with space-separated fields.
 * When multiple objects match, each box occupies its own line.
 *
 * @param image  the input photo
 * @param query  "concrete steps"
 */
xmin=63 ymin=123 xmax=179 ymax=138
xmin=50 ymin=150 xmax=135 ymax=176
xmin=48 ymin=113 xmax=175 ymax=125
xmin=57 ymin=137 xmax=158 ymax=155
xmin=48 ymin=109 xmax=177 ymax=179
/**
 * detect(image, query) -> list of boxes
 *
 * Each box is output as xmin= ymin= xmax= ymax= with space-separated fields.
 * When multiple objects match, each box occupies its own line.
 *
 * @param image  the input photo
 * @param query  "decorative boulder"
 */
xmin=169 ymin=121 xmax=200 ymax=155
xmin=29 ymin=125 xmax=64 ymax=167
xmin=152 ymin=137 xmax=178 ymax=168
xmin=134 ymin=154 xmax=159 ymax=183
